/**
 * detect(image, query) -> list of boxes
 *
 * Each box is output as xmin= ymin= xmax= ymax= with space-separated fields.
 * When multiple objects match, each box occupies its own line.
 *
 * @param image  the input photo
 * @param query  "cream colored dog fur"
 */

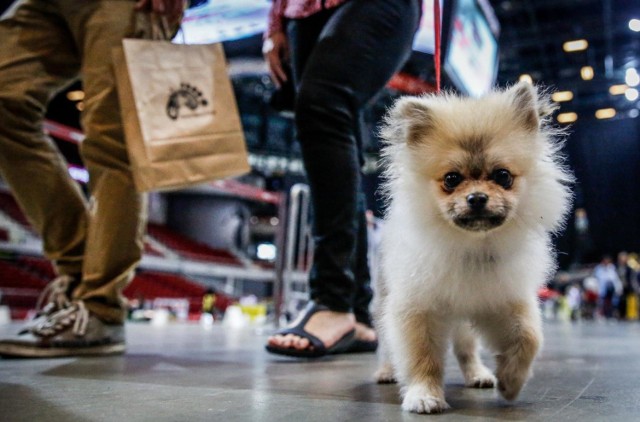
xmin=373 ymin=82 xmax=573 ymax=414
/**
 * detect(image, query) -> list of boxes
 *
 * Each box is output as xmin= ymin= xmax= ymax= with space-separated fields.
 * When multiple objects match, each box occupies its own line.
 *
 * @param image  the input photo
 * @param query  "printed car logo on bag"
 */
xmin=166 ymin=83 xmax=210 ymax=120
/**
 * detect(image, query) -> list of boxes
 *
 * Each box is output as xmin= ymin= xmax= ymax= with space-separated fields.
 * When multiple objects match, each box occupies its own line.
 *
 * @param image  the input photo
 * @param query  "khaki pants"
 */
xmin=0 ymin=0 xmax=161 ymax=323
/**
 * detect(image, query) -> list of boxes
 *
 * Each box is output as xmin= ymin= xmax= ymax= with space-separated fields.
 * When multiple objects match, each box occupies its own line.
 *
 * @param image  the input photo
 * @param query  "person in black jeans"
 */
xmin=263 ymin=0 xmax=421 ymax=357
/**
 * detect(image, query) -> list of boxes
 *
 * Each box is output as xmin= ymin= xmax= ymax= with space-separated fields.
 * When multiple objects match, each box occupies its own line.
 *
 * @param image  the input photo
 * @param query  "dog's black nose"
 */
xmin=467 ymin=192 xmax=488 ymax=211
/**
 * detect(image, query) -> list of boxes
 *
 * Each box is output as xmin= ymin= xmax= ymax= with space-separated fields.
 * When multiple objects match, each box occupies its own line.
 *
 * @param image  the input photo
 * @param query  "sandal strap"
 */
xmin=268 ymin=301 xmax=337 ymax=354
xmin=272 ymin=326 xmax=326 ymax=353
xmin=273 ymin=301 xmax=331 ymax=350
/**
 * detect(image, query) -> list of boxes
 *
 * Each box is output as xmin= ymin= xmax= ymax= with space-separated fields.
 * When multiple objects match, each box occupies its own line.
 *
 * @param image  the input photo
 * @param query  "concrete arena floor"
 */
xmin=1 ymin=320 xmax=639 ymax=422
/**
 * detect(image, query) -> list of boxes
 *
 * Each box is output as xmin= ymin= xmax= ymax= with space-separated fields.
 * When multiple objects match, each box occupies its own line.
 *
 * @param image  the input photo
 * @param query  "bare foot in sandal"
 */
xmin=266 ymin=302 xmax=356 ymax=356
xmin=354 ymin=322 xmax=377 ymax=342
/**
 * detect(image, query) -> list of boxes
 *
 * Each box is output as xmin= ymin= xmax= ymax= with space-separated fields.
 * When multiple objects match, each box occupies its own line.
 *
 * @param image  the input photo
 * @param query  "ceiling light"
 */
xmin=563 ymin=39 xmax=588 ymax=52
xmin=625 ymin=68 xmax=639 ymax=87
xmin=66 ymin=90 xmax=85 ymax=101
xmin=519 ymin=74 xmax=533 ymax=84
xmin=630 ymin=19 xmax=640 ymax=32
xmin=551 ymin=91 xmax=573 ymax=102
xmin=609 ymin=84 xmax=628 ymax=95
xmin=557 ymin=112 xmax=577 ymax=123
xmin=580 ymin=66 xmax=594 ymax=80
xmin=595 ymin=108 xmax=616 ymax=119
xmin=625 ymin=88 xmax=639 ymax=101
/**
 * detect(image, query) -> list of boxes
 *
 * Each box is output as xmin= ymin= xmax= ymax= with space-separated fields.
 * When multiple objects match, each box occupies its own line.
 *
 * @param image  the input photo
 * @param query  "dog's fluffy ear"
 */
xmin=508 ymin=82 xmax=540 ymax=132
xmin=508 ymin=82 xmax=558 ymax=131
xmin=381 ymin=96 xmax=433 ymax=145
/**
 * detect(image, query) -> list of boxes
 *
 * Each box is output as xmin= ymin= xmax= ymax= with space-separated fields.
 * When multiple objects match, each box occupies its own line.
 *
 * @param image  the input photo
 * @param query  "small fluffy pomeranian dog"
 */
xmin=373 ymin=82 xmax=573 ymax=414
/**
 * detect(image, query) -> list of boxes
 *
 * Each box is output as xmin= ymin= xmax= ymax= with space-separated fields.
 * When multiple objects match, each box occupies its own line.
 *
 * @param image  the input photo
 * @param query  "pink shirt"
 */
xmin=267 ymin=0 xmax=349 ymax=36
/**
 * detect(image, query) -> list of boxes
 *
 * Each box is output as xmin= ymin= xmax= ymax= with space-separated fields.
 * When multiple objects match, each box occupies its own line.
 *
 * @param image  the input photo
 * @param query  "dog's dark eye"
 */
xmin=443 ymin=172 xmax=464 ymax=190
xmin=491 ymin=169 xmax=513 ymax=189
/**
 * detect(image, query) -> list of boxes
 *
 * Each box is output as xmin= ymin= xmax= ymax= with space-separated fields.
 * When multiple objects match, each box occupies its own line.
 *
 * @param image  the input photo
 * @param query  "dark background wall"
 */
xmin=0 ymin=0 xmax=12 ymax=14
xmin=564 ymin=115 xmax=640 ymax=261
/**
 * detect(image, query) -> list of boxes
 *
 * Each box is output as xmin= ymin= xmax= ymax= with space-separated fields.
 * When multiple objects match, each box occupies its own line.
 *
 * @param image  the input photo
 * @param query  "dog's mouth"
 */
xmin=453 ymin=212 xmax=507 ymax=232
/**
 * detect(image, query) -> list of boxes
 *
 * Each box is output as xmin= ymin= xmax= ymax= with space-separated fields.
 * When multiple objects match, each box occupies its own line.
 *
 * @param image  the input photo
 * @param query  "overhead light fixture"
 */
xmin=595 ymin=108 xmax=616 ymax=119
xmin=563 ymin=39 xmax=588 ymax=52
xmin=66 ymin=90 xmax=85 ymax=101
xmin=625 ymin=68 xmax=639 ymax=87
xmin=625 ymin=88 xmax=639 ymax=101
xmin=630 ymin=19 xmax=640 ymax=32
xmin=557 ymin=112 xmax=577 ymax=123
xmin=609 ymin=84 xmax=628 ymax=95
xmin=551 ymin=91 xmax=573 ymax=102
xmin=580 ymin=66 xmax=594 ymax=80
xmin=519 ymin=74 xmax=533 ymax=84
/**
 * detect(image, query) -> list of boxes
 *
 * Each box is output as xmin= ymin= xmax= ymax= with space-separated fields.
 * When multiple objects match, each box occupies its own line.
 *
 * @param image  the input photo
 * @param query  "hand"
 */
xmin=135 ymin=0 xmax=185 ymax=25
xmin=263 ymin=31 xmax=290 ymax=88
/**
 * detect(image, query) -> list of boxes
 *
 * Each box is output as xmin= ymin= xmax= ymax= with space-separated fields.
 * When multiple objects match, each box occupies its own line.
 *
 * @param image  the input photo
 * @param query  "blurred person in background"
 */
xmin=616 ymin=251 xmax=636 ymax=319
xmin=617 ymin=251 xmax=639 ymax=320
xmin=566 ymin=282 xmax=582 ymax=322
xmin=262 ymin=0 xmax=421 ymax=357
xmin=582 ymin=276 xmax=599 ymax=320
xmin=593 ymin=255 xmax=623 ymax=319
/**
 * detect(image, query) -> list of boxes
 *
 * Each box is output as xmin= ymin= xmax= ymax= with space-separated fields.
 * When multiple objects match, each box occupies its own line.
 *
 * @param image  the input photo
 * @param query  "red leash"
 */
xmin=433 ymin=0 xmax=442 ymax=92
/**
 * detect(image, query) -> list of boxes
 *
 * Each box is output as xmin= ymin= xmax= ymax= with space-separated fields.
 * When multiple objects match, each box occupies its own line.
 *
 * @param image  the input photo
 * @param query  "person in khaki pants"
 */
xmin=0 ymin=0 xmax=184 ymax=358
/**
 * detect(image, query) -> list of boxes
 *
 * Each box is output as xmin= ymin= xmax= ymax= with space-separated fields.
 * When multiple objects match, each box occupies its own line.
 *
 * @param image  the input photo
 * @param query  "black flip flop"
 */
xmin=265 ymin=301 xmax=356 ymax=358
xmin=345 ymin=339 xmax=378 ymax=354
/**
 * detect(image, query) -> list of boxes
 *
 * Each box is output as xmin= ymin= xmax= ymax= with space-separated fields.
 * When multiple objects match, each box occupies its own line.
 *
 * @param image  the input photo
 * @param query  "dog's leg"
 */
xmin=373 ymin=307 xmax=397 ymax=383
xmin=452 ymin=321 xmax=496 ymax=388
xmin=373 ymin=327 xmax=397 ymax=384
xmin=372 ymin=265 xmax=397 ymax=383
xmin=385 ymin=309 xmax=450 ymax=414
xmin=478 ymin=302 xmax=542 ymax=401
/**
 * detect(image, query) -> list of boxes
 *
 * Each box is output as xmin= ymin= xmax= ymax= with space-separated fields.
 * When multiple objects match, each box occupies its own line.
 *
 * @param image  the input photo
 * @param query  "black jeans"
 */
xmin=286 ymin=0 xmax=420 ymax=321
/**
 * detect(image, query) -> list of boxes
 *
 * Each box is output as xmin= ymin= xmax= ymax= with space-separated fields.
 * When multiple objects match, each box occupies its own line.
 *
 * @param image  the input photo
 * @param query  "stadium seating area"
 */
xmin=124 ymin=271 xmax=233 ymax=315
xmin=147 ymin=223 xmax=243 ymax=266
xmin=0 ymin=190 xmax=245 ymax=268
xmin=17 ymin=255 xmax=56 ymax=279
xmin=0 ymin=190 xmax=243 ymax=320
xmin=143 ymin=241 xmax=166 ymax=257
xmin=0 ymin=259 xmax=48 ymax=319
xmin=0 ymin=256 xmax=234 ymax=320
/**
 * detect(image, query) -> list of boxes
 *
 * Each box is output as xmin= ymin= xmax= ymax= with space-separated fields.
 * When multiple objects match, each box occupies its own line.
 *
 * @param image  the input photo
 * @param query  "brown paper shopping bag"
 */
xmin=113 ymin=39 xmax=250 ymax=192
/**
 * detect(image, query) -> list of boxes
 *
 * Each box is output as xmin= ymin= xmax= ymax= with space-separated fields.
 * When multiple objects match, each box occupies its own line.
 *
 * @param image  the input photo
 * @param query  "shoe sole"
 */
xmin=0 ymin=343 xmax=125 ymax=358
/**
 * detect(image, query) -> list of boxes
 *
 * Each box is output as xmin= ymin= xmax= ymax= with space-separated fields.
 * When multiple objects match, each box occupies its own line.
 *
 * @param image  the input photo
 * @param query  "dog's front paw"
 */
xmin=465 ymin=367 xmax=497 ymax=389
xmin=374 ymin=362 xmax=397 ymax=384
xmin=401 ymin=385 xmax=450 ymax=414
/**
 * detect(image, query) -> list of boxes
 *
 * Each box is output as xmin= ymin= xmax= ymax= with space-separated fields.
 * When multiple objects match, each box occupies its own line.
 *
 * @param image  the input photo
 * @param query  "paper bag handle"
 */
xmin=133 ymin=11 xmax=182 ymax=41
